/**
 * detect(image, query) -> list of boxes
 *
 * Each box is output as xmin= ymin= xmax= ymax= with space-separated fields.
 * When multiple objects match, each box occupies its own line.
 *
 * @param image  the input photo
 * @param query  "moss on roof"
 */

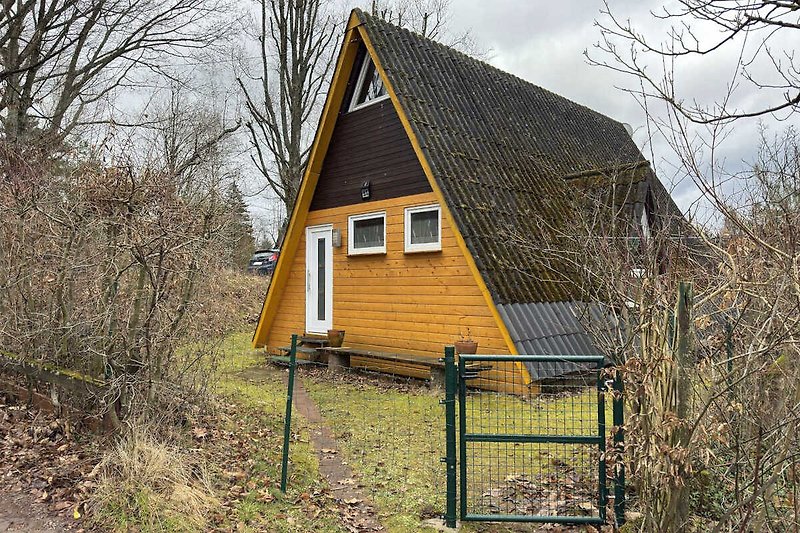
xmin=357 ymin=9 xmax=682 ymax=305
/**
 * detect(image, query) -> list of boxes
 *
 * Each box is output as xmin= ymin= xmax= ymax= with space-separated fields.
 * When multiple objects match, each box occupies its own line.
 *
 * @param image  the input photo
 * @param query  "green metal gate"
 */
xmin=442 ymin=348 xmax=624 ymax=527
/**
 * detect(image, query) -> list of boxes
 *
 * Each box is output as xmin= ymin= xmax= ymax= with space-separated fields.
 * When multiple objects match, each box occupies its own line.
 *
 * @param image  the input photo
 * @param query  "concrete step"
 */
xmin=277 ymin=346 xmax=318 ymax=356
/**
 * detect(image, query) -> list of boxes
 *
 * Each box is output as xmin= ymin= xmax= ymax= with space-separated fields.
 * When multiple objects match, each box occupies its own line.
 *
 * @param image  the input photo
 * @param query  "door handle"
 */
xmin=307 ymin=270 xmax=311 ymax=292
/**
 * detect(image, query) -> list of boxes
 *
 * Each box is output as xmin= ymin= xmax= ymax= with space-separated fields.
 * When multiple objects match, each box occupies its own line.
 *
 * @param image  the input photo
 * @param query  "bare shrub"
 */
xmin=190 ymin=268 xmax=271 ymax=339
xmin=0 ymin=94 xmax=247 ymax=421
xmin=508 ymin=150 xmax=800 ymax=530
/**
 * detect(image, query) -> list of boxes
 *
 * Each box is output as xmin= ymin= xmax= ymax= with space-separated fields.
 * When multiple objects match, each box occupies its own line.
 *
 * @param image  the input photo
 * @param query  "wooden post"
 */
xmin=670 ymin=281 xmax=693 ymax=528
xmin=675 ymin=282 xmax=693 ymax=423
xmin=612 ymin=368 xmax=625 ymax=526
xmin=326 ymin=350 xmax=350 ymax=370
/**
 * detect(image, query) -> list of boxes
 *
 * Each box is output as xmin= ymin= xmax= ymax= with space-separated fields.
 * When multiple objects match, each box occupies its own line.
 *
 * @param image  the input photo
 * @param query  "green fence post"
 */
xmin=597 ymin=361 xmax=608 ymax=523
xmin=613 ymin=368 xmax=625 ymax=527
xmin=280 ymin=334 xmax=298 ymax=494
xmin=443 ymin=346 xmax=457 ymax=528
xmin=458 ymin=355 xmax=467 ymax=520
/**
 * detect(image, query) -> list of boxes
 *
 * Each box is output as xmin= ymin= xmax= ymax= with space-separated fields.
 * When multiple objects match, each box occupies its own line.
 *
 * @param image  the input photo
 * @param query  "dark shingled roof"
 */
xmin=357 ymin=9 xmax=683 ymax=307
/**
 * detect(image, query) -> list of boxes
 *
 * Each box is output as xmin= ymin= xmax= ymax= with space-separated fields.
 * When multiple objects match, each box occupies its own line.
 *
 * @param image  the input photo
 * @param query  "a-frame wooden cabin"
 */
xmin=252 ymin=9 xmax=683 ymax=391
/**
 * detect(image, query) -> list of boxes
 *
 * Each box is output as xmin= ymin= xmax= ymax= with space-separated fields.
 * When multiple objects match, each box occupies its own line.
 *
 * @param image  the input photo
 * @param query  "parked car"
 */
xmin=247 ymin=248 xmax=280 ymax=276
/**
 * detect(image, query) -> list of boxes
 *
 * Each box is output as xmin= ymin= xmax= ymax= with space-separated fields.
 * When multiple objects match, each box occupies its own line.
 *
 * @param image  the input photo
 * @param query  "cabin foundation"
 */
xmin=327 ymin=351 xmax=351 ymax=371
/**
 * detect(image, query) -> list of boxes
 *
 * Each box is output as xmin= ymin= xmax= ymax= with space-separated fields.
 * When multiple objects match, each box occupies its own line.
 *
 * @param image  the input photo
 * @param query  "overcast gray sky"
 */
xmin=448 ymin=0 xmax=648 ymax=124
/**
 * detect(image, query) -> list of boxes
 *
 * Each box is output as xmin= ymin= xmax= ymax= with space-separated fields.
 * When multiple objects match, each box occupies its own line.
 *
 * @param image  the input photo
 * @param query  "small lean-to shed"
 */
xmin=252 ymin=9 xmax=684 ymax=390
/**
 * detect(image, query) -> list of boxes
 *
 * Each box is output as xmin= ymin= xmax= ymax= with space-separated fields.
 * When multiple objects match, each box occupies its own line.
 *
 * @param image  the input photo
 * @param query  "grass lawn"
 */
xmin=90 ymin=330 xmax=343 ymax=533
xmin=303 ymin=368 xmax=614 ymax=532
xmin=303 ymin=370 xmax=447 ymax=532
xmin=214 ymin=333 xmax=614 ymax=532
xmin=213 ymin=332 xmax=346 ymax=533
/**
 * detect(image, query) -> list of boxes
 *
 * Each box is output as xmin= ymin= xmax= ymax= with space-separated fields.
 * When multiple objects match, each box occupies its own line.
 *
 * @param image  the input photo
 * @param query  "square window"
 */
xmin=348 ymin=211 xmax=386 ymax=255
xmin=405 ymin=204 xmax=441 ymax=253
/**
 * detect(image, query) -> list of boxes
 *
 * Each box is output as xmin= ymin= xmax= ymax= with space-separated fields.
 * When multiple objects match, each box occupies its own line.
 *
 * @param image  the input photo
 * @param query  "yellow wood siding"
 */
xmin=253 ymin=18 xmax=530 ymax=391
xmin=264 ymin=192 xmax=525 ymax=388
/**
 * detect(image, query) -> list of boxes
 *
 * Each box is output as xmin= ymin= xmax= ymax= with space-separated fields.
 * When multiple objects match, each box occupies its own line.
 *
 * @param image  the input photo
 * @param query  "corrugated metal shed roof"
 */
xmin=497 ymin=302 xmax=611 ymax=380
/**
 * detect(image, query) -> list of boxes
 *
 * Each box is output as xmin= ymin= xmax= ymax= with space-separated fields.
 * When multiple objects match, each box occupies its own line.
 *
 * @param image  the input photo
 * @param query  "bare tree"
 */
xmin=238 ymin=0 xmax=485 ymax=221
xmin=370 ymin=0 xmax=475 ymax=50
xmin=368 ymin=0 xmax=484 ymax=56
xmin=591 ymin=1 xmax=800 ymax=125
xmin=507 ymin=154 xmax=800 ymax=530
xmin=0 ymin=0 xmax=230 ymax=145
xmin=237 ymin=0 xmax=338 ymax=216
xmin=0 ymin=90 xmax=245 ymax=417
xmin=252 ymin=204 xmax=285 ymax=249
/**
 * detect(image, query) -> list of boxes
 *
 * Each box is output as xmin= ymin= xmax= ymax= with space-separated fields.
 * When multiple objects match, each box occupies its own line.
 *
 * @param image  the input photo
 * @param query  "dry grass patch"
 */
xmin=92 ymin=422 xmax=218 ymax=532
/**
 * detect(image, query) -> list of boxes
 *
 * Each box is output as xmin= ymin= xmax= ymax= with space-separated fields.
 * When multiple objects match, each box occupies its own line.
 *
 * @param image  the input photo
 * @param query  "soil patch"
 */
xmin=0 ymin=490 xmax=78 ymax=532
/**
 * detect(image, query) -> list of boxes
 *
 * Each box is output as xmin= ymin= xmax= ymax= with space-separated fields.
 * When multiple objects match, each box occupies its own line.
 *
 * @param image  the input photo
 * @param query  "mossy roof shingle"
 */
xmin=357 ymin=9 xmax=680 ymax=305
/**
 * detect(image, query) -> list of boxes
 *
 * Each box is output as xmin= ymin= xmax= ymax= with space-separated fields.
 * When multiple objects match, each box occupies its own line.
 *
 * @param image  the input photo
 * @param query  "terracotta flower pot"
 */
xmin=454 ymin=339 xmax=478 ymax=354
xmin=327 ymin=329 xmax=345 ymax=348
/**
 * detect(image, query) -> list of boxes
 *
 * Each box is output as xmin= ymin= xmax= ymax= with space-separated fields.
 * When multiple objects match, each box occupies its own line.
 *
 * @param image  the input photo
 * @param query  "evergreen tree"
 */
xmin=225 ymin=182 xmax=255 ymax=268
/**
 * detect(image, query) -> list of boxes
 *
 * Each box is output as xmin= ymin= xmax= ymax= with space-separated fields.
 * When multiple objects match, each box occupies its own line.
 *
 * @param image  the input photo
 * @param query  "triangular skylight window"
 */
xmin=350 ymin=54 xmax=389 ymax=111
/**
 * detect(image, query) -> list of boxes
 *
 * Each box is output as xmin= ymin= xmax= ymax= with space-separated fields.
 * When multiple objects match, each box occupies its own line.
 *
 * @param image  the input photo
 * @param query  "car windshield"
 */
xmin=251 ymin=253 xmax=271 ymax=261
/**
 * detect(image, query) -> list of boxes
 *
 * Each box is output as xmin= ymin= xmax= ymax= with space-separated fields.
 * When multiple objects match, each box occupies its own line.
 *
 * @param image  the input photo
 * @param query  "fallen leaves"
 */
xmin=256 ymin=488 xmax=275 ymax=503
xmin=53 ymin=501 xmax=73 ymax=512
xmin=223 ymin=468 xmax=247 ymax=481
xmin=182 ymin=398 xmax=346 ymax=531
xmin=477 ymin=471 xmax=602 ymax=520
xmin=0 ymin=394 xmax=98 ymax=530
xmin=192 ymin=426 xmax=209 ymax=440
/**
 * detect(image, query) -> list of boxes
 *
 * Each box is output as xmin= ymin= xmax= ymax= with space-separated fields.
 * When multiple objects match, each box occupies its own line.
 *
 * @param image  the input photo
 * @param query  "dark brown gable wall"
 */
xmin=309 ymin=99 xmax=431 ymax=211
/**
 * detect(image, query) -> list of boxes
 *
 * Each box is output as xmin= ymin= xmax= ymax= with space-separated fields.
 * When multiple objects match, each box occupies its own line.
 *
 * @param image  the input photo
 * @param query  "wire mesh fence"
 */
xmin=277 ymin=340 xmax=622 ymax=528
xmin=457 ymin=354 xmax=608 ymax=524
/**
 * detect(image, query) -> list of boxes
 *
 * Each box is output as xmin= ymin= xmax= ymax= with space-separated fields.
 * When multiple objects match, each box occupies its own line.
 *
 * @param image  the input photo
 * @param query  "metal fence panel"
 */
xmin=456 ymin=353 xmax=608 ymax=525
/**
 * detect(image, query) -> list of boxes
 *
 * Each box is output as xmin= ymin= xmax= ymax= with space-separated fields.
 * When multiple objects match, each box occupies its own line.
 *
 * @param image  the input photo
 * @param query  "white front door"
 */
xmin=305 ymin=225 xmax=333 ymax=334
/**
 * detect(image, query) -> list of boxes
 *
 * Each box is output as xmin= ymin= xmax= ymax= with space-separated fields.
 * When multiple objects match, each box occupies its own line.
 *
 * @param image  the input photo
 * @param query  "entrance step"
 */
xmin=277 ymin=346 xmax=319 ymax=356
xmin=299 ymin=336 xmax=329 ymax=346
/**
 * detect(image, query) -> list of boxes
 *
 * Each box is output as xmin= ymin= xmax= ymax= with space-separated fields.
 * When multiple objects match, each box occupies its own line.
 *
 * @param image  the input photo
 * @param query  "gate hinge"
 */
xmin=439 ymin=398 xmax=454 ymax=405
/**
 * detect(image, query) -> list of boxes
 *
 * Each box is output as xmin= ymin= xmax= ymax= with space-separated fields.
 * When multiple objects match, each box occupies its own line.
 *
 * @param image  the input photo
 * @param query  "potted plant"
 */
xmin=454 ymin=327 xmax=478 ymax=354
xmin=327 ymin=329 xmax=345 ymax=347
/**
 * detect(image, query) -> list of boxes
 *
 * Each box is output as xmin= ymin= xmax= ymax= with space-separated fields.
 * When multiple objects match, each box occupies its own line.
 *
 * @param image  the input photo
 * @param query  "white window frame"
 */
xmin=404 ymin=204 xmax=442 ymax=253
xmin=348 ymin=211 xmax=387 ymax=256
xmin=349 ymin=55 xmax=390 ymax=112
xmin=641 ymin=209 xmax=651 ymax=241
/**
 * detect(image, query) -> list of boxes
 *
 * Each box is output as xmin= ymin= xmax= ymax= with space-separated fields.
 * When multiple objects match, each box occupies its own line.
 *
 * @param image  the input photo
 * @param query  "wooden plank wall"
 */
xmin=308 ymin=99 xmax=432 ymax=211
xmin=264 ymin=192 xmax=525 ymax=390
